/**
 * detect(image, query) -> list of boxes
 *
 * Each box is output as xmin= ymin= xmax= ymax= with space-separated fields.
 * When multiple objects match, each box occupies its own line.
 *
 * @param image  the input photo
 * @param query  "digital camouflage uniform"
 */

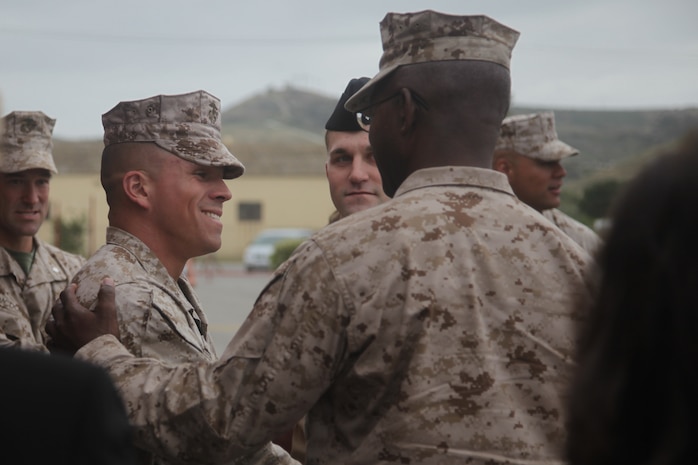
xmin=78 ymin=166 xmax=595 ymax=465
xmin=82 ymin=92 xmax=291 ymax=465
xmin=0 ymin=111 xmax=85 ymax=351
xmin=0 ymin=239 xmax=84 ymax=351
xmin=543 ymin=208 xmax=602 ymax=256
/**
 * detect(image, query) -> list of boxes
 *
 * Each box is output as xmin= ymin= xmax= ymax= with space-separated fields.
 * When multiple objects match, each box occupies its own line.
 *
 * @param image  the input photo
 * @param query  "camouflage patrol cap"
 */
xmin=495 ymin=112 xmax=579 ymax=161
xmin=102 ymin=90 xmax=244 ymax=179
xmin=325 ymin=77 xmax=370 ymax=132
xmin=0 ymin=111 xmax=58 ymax=174
xmin=345 ymin=10 xmax=520 ymax=112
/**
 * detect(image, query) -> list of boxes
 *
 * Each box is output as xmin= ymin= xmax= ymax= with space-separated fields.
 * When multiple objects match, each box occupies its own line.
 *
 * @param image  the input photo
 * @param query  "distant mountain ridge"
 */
xmin=52 ymin=85 xmax=698 ymax=183
xmin=222 ymin=85 xmax=335 ymax=136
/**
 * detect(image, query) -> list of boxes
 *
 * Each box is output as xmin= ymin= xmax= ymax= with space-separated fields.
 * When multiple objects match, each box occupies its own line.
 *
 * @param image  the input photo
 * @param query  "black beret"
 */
xmin=324 ymin=77 xmax=370 ymax=132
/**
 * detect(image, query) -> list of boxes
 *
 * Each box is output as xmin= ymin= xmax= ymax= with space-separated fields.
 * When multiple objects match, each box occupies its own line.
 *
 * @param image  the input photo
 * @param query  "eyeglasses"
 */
xmin=355 ymin=89 xmax=429 ymax=132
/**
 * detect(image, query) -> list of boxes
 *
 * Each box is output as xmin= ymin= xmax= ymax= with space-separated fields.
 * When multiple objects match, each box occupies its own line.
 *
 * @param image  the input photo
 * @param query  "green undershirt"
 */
xmin=7 ymin=247 xmax=36 ymax=275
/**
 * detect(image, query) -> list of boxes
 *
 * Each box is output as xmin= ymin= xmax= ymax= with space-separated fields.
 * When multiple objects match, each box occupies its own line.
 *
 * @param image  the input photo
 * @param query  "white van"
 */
xmin=242 ymin=228 xmax=314 ymax=271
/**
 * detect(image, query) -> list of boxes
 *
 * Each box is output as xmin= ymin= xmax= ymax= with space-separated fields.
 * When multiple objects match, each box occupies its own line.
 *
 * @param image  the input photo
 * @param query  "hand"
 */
xmin=46 ymin=277 xmax=121 ymax=354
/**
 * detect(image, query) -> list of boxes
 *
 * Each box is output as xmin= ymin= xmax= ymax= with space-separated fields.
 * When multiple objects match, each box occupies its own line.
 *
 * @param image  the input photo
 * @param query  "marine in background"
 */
xmin=493 ymin=111 xmax=602 ymax=254
xmin=0 ymin=111 xmax=85 ymax=352
xmin=324 ymin=77 xmax=389 ymax=224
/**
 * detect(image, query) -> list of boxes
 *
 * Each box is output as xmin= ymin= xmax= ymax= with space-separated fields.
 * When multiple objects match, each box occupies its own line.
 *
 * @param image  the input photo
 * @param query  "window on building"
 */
xmin=238 ymin=202 xmax=262 ymax=221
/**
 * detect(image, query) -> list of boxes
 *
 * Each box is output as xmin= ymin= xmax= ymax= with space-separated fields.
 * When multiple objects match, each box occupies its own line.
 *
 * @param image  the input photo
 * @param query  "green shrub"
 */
xmin=270 ymin=238 xmax=306 ymax=269
xmin=55 ymin=215 xmax=86 ymax=256
xmin=579 ymin=179 xmax=624 ymax=219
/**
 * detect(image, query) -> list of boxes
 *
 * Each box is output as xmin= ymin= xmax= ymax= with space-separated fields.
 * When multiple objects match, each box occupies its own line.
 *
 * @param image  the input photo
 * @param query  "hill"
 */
xmin=219 ymin=86 xmax=334 ymax=176
xmin=511 ymin=106 xmax=698 ymax=182
xmin=222 ymin=85 xmax=335 ymax=137
xmin=51 ymin=86 xmax=698 ymax=187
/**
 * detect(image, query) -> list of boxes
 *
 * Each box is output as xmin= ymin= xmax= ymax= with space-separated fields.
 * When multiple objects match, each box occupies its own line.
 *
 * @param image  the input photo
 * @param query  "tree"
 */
xmin=54 ymin=215 xmax=86 ymax=256
xmin=270 ymin=238 xmax=305 ymax=269
xmin=578 ymin=179 xmax=624 ymax=219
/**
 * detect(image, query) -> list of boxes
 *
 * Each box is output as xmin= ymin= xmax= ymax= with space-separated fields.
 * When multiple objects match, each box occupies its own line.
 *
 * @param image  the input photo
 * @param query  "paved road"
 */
xmin=191 ymin=261 xmax=273 ymax=355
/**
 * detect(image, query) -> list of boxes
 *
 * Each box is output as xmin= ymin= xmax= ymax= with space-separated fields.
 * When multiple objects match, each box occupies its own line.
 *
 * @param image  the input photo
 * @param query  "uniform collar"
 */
xmin=394 ymin=166 xmax=515 ymax=198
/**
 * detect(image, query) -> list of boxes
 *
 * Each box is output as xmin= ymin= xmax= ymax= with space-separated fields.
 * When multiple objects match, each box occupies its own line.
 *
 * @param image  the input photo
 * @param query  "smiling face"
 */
xmin=0 ymin=168 xmax=51 ymax=252
xmin=494 ymin=149 xmax=567 ymax=212
xmin=148 ymin=155 xmax=232 ymax=261
xmin=325 ymin=130 xmax=389 ymax=218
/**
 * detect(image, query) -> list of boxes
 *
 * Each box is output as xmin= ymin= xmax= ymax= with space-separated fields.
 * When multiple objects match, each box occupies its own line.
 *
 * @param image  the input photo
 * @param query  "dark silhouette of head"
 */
xmin=566 ymin=129 xmax=698 ymax=465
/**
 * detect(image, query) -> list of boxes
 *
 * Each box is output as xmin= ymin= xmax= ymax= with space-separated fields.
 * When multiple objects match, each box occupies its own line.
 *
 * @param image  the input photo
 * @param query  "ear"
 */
xmin=398 ymin=88 xmax=418 ymax=134
xmin=492 ymin=152 xmax=512 ymax=175
xmin=122 ymin=170 xmax=151 ymax=209
xmin=324 ymin=161 xmax=330 ymax=179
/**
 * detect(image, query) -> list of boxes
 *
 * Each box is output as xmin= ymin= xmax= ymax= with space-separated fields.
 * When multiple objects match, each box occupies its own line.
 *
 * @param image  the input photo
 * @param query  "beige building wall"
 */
xmin=39 ymin=174 xmax=335 ymax=261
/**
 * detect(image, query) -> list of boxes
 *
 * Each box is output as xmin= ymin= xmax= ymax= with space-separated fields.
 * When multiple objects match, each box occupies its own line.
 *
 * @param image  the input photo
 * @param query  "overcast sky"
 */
xmin=2 ymin=0 xmax=697 ymax=139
